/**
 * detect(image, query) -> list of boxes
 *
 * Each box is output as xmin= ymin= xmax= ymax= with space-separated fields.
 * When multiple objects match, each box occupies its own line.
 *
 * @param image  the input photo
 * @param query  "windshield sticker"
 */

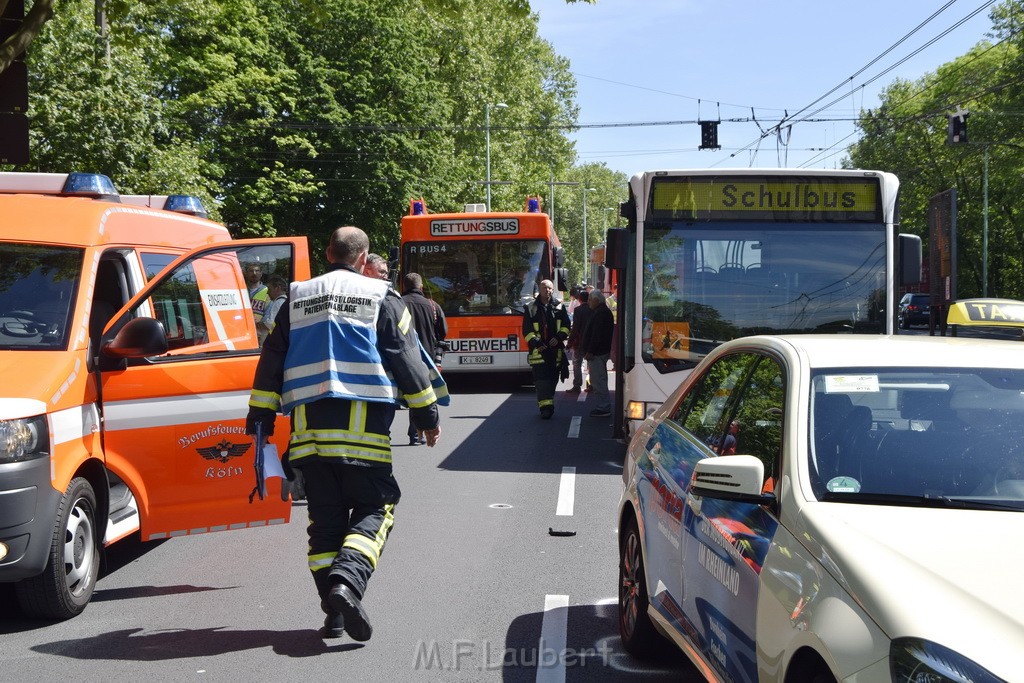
xmin=824 ymin=375 xmax=879 ymax=393
xmin=826 ymin=476 xmax=862 ymax=493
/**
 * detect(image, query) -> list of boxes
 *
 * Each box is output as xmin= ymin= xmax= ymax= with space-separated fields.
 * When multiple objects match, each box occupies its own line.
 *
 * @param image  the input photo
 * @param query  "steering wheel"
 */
xmin=0 ymin=310 xmax=44 ymax=338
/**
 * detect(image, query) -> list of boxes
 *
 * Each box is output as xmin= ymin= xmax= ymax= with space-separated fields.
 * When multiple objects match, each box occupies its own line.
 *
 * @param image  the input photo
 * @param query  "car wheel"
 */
xmin=15 ymin=477 xmax=100 ymax=620
xmin=900 ymin=314 xmax=909 ymax=330
xmin=619 ymin=515 xmax=659 ymax=657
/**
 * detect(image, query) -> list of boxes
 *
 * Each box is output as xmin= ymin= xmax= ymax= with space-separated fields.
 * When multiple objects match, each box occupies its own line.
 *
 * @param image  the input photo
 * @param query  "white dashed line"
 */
xmin=536 ymin=594 xmax=569 ymax=683
xmin=556 ymin=466 xmax=576 ymax=516
xmin=567 ymin=415 xmax=581 ymax=438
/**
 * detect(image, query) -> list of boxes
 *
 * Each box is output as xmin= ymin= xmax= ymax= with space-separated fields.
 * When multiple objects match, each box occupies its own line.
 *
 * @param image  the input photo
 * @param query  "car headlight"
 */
xmin=0 ymin=415 xmax=49 ymax=464
xmin=890 ymin=638 xmax=1002 ymax=683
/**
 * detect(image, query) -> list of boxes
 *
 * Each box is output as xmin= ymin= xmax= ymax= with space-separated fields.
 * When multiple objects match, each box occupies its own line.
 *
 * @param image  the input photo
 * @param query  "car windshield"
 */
xmin=808 ymin=367 xmax=1024 ymax=510
xmin=0 ymin=243 xmax=83 ymax=350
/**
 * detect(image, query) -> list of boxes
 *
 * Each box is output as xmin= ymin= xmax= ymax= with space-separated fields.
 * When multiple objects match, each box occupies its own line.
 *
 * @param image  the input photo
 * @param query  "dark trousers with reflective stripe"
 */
xmin=531 ymin=358 xmax=559 ymax=410
xmin=298 ymin=459 xmax=401 ymax=600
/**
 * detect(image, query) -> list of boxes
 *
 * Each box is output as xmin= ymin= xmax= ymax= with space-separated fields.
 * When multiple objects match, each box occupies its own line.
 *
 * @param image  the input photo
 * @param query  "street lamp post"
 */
xmin=602 ymin=207 xmax=615 ymax=231
xmin=581 ymin=187 xmax=596 ymax=280
xmin=485 ymin=102 xmax=507 ymax=211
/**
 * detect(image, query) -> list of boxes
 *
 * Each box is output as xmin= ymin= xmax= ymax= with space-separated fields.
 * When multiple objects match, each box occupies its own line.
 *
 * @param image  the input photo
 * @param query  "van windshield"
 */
xmin=0 ymin=243 xmax=83 ymax=350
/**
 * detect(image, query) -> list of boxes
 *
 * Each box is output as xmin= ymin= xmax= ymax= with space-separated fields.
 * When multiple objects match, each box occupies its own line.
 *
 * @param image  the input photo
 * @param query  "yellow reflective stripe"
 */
xmin=398 ymin=307 xmax=412 ymax=335
xmin=539 ymin=399 xmax=554 ymax=407
xmin=402 ymin=386 xmax=436 ymax=409
xmin=291 ymin=427 xmax=391 ymax=447
xmin=289 ymin=443 xmax=393 ymax=464
xmin=308 ymin=552 xmax=337 ymax=572
xmin=349 ymin=400 xmax=367 ymax=432
xmin=249 ymin=389 xmax=281 ymax=411
xmin=341 ymin=504 xmax=395 ymax=569
xmin=343 ymin=535 xmax=380 ymax=568
xmin=294 ymin=403 xmax=308 ymax=432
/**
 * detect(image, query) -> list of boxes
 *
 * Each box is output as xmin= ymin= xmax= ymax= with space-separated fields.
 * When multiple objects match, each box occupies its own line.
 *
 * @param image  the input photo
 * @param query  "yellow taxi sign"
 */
xmin=947 ymin=299 xmax=1024 ymax=327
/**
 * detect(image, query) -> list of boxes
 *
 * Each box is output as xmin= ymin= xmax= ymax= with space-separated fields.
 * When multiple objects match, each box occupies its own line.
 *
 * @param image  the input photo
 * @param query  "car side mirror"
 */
xmin=691 ymin=455 xmax=776 ymax=509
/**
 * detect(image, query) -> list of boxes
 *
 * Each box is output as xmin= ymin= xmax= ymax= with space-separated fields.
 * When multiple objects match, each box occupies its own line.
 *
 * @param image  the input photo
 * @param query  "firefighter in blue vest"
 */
xmin=522 ymin=279 xmax=571 ymax=419
xmin=246 ymin=226 xmax=447 ymax=641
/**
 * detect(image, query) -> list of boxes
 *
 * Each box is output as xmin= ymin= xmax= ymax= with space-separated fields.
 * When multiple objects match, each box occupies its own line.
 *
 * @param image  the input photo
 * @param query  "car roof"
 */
xmin=728 ymin=334 xmax=1024 ymax=370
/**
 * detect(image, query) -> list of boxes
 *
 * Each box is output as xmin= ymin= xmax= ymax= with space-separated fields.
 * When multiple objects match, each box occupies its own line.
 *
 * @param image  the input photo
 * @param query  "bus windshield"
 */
xmin=642 ymin=221 xmax=886 ymax=369
xmin=404 ymin=239 xmax=549 ymax=317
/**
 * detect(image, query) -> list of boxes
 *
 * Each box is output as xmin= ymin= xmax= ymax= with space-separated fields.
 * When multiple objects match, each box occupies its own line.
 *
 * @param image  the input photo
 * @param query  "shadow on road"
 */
xmin=31 ymin=626 xmax=363 ymax=659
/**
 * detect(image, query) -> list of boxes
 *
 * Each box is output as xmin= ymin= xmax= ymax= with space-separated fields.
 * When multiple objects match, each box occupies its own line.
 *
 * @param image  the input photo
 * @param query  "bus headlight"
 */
xmin=890 ymin=638 xmax=1001 ymax=683
xmin=0 ymin=415 xmax=49 ymax=464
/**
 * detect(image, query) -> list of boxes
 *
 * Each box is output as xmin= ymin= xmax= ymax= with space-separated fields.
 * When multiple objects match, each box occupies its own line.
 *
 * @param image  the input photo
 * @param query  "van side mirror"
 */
xmin=102 ymin=317 xmax=169 ymax=358
xmin=554 ymin=246 xmax=565 ymax=268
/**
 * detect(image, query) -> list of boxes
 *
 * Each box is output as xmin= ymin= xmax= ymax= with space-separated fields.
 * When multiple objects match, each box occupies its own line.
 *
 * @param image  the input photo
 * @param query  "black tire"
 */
xmin=619 ymin=515 xmax=659 ymax=657
xmin=900 ymin=314 xmax=910 ymax=330
xmin=15 ymin=477 xmax=100 ymax=620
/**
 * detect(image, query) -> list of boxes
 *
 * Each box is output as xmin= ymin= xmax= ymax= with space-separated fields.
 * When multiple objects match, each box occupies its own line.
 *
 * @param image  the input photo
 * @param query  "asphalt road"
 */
xmin=2 ymin=374 xmax=700 ymax=682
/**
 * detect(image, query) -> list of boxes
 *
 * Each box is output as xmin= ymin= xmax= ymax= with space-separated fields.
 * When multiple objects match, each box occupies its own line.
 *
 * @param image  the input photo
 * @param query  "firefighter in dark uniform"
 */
xmin=246 ymin=226 xmax=448 ymax=641
xmin=522 ymin=278 xmax=570 ymax=419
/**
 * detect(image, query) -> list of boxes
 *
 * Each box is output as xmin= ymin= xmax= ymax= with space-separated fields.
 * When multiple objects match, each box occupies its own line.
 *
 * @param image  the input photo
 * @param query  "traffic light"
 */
xmin=699 ymin=120 xmax=721 ymax=150
xmin=947 ymin=110 xmax=969 ymax=145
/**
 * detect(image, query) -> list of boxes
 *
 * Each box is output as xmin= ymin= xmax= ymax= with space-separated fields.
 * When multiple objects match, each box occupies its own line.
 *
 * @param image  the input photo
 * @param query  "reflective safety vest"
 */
xmin=281 ymin=269 xmax=394 ymax=414
xmin=250 ymin=284 xmax=270 ymax=323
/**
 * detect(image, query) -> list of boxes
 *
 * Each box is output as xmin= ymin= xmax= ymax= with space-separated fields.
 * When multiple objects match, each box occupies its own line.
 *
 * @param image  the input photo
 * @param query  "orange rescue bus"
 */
xmin=399 ymin=197 xmax=568 ymax=374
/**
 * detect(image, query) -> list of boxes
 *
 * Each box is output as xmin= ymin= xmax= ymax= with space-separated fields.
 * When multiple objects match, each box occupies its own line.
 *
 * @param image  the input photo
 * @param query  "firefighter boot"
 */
xmin=313 ymin=570 xmax=345 ymax=639
xmin=328 ymin=582 xmax=373 ymax=642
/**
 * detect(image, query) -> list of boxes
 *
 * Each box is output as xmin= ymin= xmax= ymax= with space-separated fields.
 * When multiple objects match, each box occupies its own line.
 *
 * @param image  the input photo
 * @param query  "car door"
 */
xmin=677 ymin=351 xmax=784 ymax=683
xmin=99 ymin=237 xmax=309 ymax=540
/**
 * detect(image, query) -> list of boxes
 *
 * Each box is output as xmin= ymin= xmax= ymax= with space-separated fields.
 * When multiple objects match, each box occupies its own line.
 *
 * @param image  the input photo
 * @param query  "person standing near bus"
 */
xmin=401 ymin=272 xmax=448 ymax=445
xmin=523 ymin=279 xmax=570 ymax=419
xmin=246 ymin=226 xmax=444 ymax=641
xmin=363 ymin=253 xmax=390 ymax=281
xmin=257 ymin=275 xmax=289 ymax=345
xmin=580 ymin=289 xmax=614 ymax=418
xmin=565 ymin=288 xmax=592 ymax=394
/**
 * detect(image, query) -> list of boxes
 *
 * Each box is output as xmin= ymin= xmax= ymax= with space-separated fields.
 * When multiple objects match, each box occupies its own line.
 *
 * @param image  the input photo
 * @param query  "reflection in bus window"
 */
xmin=404 ymin=240 xmax=548 ymax=316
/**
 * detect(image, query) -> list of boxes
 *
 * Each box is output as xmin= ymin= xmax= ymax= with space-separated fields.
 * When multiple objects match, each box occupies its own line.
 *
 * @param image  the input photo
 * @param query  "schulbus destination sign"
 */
xmin=649 ymin=176 xmax=882 ymax=222
xmin=429 ymin=218 xmax=520 ymax=236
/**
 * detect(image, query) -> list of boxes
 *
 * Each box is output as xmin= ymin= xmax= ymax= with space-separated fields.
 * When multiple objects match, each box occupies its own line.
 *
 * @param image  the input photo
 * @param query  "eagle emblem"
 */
xmin=197 ymin=439 xmax=252 ymax=463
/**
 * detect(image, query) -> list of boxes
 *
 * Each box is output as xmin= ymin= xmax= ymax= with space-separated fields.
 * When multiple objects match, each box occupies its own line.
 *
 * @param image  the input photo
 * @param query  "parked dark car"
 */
xmin=899 ymin=292 xmax=931 ymax=328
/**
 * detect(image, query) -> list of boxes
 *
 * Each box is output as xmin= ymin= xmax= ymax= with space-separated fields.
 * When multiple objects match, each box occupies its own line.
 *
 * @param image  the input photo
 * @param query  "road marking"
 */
xmin=536 ymin=594 xmax=569 ymax=683
xmin=556 ymin=466 xmax=576 ymax=516
xmin=576 ymin=391 xmax=586 ymax=402
xmin=567 ymin=415 xmax=581 ymax=438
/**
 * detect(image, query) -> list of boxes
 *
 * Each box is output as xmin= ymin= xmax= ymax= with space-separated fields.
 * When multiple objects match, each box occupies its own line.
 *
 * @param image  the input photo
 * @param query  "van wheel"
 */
xmin=15 ymin=477 xmax=100 ymax=620
xmin=619 ymin=515 xmax=659 ymax=657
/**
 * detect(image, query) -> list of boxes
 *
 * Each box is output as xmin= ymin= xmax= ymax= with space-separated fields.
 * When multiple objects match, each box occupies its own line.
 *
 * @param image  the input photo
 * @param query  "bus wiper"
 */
xmin=822 ymin=492 xmax=1023 ymax=511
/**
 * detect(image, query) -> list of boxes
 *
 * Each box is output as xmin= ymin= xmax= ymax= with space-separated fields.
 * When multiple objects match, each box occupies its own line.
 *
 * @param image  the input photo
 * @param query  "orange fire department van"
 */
xmin=0 ymin=172 xmax=309 ymax=620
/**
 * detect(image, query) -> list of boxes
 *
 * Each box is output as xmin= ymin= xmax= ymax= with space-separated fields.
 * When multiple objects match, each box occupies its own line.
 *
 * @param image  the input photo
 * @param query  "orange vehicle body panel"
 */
xmin=1 ymin=185 xmax=309 ymax=577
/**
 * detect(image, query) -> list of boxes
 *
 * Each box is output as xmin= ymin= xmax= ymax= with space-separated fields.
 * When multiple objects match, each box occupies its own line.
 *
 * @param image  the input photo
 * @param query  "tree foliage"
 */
xmin=847 ymin=0 xmax=1024 ymax=299
xmin=14 ymin=0 xmax=605 ymax=272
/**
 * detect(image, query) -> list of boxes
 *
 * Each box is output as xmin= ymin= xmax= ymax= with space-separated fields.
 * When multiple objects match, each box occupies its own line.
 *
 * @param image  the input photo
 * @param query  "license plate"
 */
xmin=459 ymin=355 xmax=493 ymax=365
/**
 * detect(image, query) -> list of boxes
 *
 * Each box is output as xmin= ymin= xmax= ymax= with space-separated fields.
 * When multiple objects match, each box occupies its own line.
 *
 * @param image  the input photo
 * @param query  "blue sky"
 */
xmin=532 ymin=0 xmax=999 ymax=177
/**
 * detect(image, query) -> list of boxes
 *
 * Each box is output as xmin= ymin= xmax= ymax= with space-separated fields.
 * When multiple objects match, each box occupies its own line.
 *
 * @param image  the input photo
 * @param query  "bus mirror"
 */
xmin=606 ymin=228 xmax=628 ymax=269
xmin=388 ymin=245 xmax=399 ymax=263
xmin=898 ymin=233 xmax=922 ymax=286
xmin=597 ymin=265 xmax=607 ymax=290
xmin=554 ymin=246 xmax=565 ymax=268
xmin=556 ymin=267 xmax=570 ymax=291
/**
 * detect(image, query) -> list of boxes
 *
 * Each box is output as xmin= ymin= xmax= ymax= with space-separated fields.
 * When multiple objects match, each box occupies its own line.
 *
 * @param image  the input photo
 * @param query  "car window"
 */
xmin=668 ymin=351 xmax=784 ymax=491
xmin=729 ymin=357 xmax=785 ymax=488
xmin=669 ymin=352 xmax=757 ymax=449
xmin=810 ymin=367 xmax=1024 ymax=507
